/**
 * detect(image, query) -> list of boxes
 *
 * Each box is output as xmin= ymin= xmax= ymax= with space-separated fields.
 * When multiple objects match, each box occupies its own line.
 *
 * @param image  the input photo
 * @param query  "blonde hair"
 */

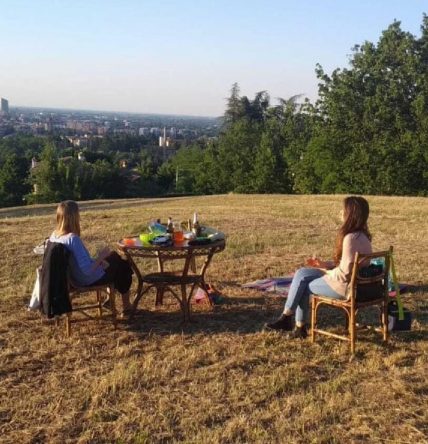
xmin=55 ymin=200 xmax=81 ymax=236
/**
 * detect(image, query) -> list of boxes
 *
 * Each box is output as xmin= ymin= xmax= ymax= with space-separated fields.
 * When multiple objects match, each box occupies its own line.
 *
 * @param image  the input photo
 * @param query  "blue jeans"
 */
xmin=284 ymin=267 xmax=343 ymax=324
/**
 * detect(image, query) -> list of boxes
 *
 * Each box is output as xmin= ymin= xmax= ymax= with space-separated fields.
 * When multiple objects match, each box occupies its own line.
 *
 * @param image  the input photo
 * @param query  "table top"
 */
xmin=117 ymin=236 xmax=225 ymax=252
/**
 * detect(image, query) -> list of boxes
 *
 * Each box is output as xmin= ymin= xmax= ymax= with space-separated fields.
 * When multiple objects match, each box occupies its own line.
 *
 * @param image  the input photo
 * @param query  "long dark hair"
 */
xmin=333 ymin=196 xmax=371 ymax=264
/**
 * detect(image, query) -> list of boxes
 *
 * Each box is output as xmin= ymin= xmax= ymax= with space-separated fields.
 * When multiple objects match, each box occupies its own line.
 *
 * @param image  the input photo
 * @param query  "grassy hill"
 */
xmin=0 ymin=194 xmax=427 ymax=443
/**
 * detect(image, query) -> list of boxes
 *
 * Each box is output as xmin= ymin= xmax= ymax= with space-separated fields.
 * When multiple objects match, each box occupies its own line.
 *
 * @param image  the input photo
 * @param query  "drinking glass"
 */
xmin=173 ymin=221 xmax=184 ymax=243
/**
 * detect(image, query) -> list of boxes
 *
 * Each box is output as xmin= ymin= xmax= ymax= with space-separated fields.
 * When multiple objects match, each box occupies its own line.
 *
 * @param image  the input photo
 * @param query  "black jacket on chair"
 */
xmin=40 ymin=241 xmax=72 ymax=318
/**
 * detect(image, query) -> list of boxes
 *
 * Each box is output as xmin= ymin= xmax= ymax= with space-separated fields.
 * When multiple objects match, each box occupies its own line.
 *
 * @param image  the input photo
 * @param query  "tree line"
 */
xmin=0 ymin=18 xmax=427 ymax=207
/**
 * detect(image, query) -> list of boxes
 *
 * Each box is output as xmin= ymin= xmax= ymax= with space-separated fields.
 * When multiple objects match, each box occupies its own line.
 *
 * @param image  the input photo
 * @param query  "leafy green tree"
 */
xmin=88 ymin=160 xmax=126 ymax=199
xmin=0 ymin=154 xmax=30 ymax=207
xmin=311 ymin=19 xmax=428 ymax=195
xmin=250 ymin=132 xmax=278 ymax=193
xmin=28 ymin=142 xmax=61 ymax=203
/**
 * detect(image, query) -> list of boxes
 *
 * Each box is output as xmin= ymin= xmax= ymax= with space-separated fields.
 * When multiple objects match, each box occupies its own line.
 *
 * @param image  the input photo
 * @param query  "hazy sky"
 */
xmin=0 ymin=0 xmax=426 ymax=116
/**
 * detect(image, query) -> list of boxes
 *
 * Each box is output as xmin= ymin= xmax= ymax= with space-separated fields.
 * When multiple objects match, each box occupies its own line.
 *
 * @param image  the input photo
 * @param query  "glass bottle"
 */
xmin=192 ymin=212 xmax=201 ymax=237
xmin=167 ymin=217 xmax=174 ymax=235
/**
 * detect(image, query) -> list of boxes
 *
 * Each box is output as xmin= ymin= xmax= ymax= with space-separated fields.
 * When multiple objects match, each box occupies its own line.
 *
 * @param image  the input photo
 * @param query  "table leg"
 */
xmin=124 ymin=252 xmax=144 ymax=311
xmin=181 ymin=283 xmax=191 ymax=322
xmin=155 ymin=287 xmax=164 ymax=306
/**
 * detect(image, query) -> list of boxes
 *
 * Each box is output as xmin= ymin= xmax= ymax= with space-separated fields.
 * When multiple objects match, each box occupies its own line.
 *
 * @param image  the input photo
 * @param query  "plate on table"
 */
xmin=188 ymin=237 xmax=212 ymax=246
xmin=151 ymin=236 xmax=173 ymax=246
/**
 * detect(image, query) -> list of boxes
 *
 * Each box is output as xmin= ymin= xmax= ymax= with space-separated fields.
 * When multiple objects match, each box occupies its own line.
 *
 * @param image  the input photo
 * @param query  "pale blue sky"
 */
xmin=0 ymin=0 xmax=426 ymax=116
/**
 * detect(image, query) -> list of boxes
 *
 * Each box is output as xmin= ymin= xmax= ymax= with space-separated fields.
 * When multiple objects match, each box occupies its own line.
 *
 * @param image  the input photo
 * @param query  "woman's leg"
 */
xmin=266 ymin=267 xmax=324 ymax=331
xmin=91 ymin=252 xmax=133 ymax=310
xmin=308 ymin=278 xmax=343 ymax=300
xmin=284 ymin=268 xmax=325 ymax=325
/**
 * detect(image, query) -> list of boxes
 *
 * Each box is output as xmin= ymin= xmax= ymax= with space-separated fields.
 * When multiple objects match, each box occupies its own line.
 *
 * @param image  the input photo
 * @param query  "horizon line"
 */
xmin=9 ymin=103 xmax=222 ymax=120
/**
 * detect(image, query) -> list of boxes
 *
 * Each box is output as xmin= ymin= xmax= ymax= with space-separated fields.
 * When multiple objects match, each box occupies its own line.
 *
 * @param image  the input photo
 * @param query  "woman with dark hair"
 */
xmin=49 ymin=200 xmax=133 ymax=315
xmin=266 ymin=196 xmax=372 ymax=338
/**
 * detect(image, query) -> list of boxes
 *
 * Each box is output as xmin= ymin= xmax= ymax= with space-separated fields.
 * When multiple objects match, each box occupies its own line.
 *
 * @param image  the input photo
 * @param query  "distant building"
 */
xmin=1 ymin=97 xmax=9 ymax=115
xmin=66 ymin=136 xmax=88 ymax=148
xmin=159 ymin=127 xmax=167 ymax=147
xmin=98 ymin=126 xmax=108 ymax=136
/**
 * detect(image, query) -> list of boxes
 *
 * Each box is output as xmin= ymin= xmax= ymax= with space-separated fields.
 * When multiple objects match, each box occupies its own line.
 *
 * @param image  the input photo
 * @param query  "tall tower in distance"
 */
xmin=1 ymin=97 xmax=9 ymax=115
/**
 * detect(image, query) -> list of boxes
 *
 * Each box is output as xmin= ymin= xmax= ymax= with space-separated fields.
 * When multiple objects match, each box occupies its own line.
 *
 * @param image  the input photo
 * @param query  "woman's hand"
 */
xmin=306 ymin=257 xmax=334 ymax=269
xmin=96 ymin=246 xmax=111 ymax=261
xmin=91 ymin=246 xmax=111 ymax=271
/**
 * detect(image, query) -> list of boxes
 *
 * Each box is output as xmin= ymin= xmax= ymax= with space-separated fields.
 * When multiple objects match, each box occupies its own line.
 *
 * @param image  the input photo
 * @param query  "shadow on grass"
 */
xmin=121 ymin=294 xmax=428 ymax=342
xmin=125 ymin=303 xmax=274 ymax=336
xmin=19 ymin=283 xmax=427 ymax=343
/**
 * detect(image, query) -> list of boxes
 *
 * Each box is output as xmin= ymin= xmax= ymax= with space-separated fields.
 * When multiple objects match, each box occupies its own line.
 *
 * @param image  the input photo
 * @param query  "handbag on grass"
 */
xmin=388 ymin=300 xmax=412 ymax=331
xmin=388 ymin=252 xmax=411 ymax=331
xmin=28 ymin=267 xmax=41 ymax=311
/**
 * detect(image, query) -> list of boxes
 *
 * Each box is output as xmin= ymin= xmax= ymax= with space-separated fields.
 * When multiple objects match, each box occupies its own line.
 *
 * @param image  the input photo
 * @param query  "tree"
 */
xmin=309 ymin=19 xmax=428 ymax=195
xmin=0 ymin=154 xmax=30 ymax=207
xmin=223 ymin=82 xmax=243 ymax=127
xmin=28 ymin=142 xmax=61 ymax=203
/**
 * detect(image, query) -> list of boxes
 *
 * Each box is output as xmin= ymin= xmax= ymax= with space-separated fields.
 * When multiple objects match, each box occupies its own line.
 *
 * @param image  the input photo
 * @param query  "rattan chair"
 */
xmin=311 ymin=246 xmax=392 ymax=354
xmin=40 ymin=241 xmax=118 ymax=337
xmin=63 ymin=284 xmax=117 ymax=337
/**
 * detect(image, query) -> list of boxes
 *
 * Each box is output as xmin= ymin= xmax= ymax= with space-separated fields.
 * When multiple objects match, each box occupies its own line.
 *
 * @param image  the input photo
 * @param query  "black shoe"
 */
xmin=289 ymin=325 xmax=308 ymax=339
xmin=265 ymin=314 xmax=294 ymax=331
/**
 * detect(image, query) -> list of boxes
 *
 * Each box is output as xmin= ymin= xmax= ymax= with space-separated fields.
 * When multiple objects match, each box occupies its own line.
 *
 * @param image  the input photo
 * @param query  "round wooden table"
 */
xmin=117 ymin=238 xmax=225 ymax=321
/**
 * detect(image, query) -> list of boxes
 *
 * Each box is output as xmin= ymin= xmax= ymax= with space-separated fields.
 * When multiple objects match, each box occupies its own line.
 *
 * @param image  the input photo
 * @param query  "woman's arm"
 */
xmin=306 ymin=257 xmax=335 ymax=270
xmin=68 ymin=236 xmax=103 ymax=277
xmin=90 ymin=246 xmax=111 ymax=271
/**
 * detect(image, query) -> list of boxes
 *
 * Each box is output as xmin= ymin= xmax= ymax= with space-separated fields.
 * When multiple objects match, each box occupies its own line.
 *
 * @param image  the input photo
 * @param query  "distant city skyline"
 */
xmin=8 ymin=103 xmax=217 ymax=119
xmin=0 ymin=0 xmax=426 ymax=116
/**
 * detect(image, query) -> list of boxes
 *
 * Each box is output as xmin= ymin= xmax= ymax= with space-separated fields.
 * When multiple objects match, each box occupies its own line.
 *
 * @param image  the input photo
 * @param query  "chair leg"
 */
xmin=311 ymin=298 xmax=317 ymax=343
xmin=349 ymin=308 xmax=355 ymax=354
xmin=382 ymin=301 xmax=388 ymax=343
xmin=65 ymin=313 xmax=71 ymax=337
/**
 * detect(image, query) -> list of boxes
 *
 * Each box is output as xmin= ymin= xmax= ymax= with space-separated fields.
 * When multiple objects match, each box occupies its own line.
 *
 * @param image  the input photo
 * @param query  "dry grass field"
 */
xmin=0 ymin=194 xmax=427 ymax=444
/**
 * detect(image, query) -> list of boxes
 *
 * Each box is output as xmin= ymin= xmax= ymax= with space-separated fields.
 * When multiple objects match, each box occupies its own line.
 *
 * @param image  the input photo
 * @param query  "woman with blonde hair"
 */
xmin=50 ymin=200 xmax=132 ymax=314
xmin=266 ymin=196 xmax=372 ymax=338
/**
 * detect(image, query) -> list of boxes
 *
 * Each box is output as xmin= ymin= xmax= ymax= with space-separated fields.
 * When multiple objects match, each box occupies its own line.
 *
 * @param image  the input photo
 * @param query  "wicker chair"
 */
xmin=311 ymin=246 xmax=392 ymax=354
xmin=39 ymin=240 xmax=118 ymax=337
xmin=63 ymin=284 xmax=117 ymax=337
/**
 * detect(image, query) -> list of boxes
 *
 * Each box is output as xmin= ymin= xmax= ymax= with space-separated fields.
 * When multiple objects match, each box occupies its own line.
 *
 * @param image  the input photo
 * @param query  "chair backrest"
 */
xmin=347 ymin=246 xmax=392 ymax=304
xmin=40 ymin=241 xmax=72 ymax=318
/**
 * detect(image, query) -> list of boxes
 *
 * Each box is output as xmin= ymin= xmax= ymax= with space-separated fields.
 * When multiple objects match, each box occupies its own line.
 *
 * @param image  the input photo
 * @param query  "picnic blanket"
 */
xmin=242 ymin=276 xmax=294 ymax=297
xmin=242 ymin=276 xmax=409 ymax=298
